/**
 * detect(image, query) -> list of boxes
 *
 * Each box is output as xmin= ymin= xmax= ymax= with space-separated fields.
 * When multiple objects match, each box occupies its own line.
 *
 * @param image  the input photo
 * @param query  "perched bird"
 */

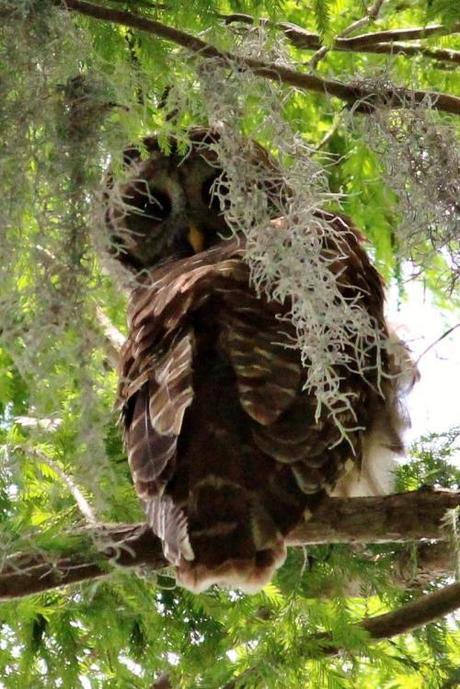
xmin=106 ymin=128 xmax=413 ymax=593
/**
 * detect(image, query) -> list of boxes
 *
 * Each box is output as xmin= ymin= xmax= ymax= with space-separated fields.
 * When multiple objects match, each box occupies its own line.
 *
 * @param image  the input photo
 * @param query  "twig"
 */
xmin=27 ymin=447 xmax=97 ymax=525
xmin=315 ymin=115 xmax=343 ymax=150
xmin=309 ymin=0 xmax=386 ymax=70
xmin=95 ymin=305 xmax=125 ymax=367
xmin=53 ymin=1 xmax=460 ymax=116
xmin=344 ymin=22 xmax=460 ymax=47
xmin=416 ymin=323 xmax=460 ymax=365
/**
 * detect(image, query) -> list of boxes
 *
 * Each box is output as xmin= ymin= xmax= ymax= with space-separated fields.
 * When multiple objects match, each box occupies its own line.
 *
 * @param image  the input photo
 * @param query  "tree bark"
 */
xmin=287 ymin=489 xmax=460 ymax=545
xmin=1 ymin=490 xmax=458 ymax=600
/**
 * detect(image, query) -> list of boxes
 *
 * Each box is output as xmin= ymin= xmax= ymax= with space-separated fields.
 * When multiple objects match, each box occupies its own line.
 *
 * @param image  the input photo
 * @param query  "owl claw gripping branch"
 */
xmin=105 ymin=127 xmax=416 ymax=594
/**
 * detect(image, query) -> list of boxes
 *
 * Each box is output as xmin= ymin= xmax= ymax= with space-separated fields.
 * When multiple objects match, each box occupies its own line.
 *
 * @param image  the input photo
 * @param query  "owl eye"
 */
xmin=135 ymin=187 xmax=172 ymax=222
xmin=201 ymin=172 xmax=228 ymax=212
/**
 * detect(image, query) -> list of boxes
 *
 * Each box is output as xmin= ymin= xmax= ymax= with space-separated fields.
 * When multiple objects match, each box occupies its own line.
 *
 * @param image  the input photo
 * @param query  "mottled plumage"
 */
xmin=107 ymin=129 xmax=412 ymax=593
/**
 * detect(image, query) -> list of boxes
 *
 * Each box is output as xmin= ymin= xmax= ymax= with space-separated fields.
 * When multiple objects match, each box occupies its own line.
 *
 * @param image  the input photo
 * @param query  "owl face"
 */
xmin=106 ymin=130 xmax=230 ymax=271
xmin=106 ymin=128 xmax=287 ymax=272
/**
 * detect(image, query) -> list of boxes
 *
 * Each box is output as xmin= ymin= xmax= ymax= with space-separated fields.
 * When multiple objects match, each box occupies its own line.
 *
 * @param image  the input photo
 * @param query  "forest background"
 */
xmin=0 ymin=0 xmax=459 ymax=687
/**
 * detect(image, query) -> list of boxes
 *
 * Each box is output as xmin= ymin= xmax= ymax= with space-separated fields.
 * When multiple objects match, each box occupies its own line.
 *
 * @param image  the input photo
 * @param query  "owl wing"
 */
xmin=119 ymin=239 xmax=249 ymax=565
xmin=119 ymin=223 xmax=409 ymax=592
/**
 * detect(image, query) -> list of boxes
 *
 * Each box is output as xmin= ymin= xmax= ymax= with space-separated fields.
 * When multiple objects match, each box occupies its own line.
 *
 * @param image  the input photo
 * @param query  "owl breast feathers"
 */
xmin=107 ymin=129 xmax=414 ymax=593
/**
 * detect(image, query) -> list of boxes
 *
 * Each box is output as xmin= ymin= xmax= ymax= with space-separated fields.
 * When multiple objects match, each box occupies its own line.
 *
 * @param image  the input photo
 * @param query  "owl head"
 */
xmin=105 ymin=127 xmax=283 ymax=271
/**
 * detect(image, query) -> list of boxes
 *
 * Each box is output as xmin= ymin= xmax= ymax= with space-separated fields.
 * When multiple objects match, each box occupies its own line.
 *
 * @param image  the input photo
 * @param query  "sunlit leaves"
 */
xmin=0 ymin=0 xmax=459 ymax=687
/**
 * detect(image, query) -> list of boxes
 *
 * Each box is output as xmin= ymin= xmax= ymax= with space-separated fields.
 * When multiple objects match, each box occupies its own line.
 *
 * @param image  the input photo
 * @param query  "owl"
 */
xmin=106 ymin=128 xmax=412 ymax=593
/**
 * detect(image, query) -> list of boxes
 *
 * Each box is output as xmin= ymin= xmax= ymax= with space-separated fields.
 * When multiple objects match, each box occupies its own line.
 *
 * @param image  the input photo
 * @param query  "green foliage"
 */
xmin=0 ymin=0 xmax=459 ymax=687
xmin=313 ymin=0 xmax=333 ymax=41
xmin=397 ymin=429 xmax=460 ymax=492
xmin=425 ymin=0 xmax=460 ymax=26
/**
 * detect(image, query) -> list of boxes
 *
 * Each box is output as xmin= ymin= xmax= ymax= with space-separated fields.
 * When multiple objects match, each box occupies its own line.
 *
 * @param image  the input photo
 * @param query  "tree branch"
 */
xmin=0 ymin=524 xmax=166 ymax=600
xmin=221 ymin=582 xmax=460 ymax=685
xmin=342 ymin=22 xmax=460 ymax=46
xmin=354 ymin=43 xmax=460 ymax=65
xmin=1 ymin=490 xmax=458 ymax=600
xmin=226 ymin=582 xmax=460 ymax=689
xmin=223 ymin=15 xmax=460 ymax=65
xmin=287 ymin=489 xmax=460 ymax=545
xmin=363 ymin=582 xmax=460 ymax=639
xmin=309 ymin=0 xmax=386 ymax=69
xmin=27 ymin=447 xmax=98 ymax=525
xmin=311 ymin=581 xmax=460 ymax=657
xmin=53 ymin=1 xmax=460 ymax=116
xmin=95 ymin=305 xmax=124 ymax=367
xmin=416 ymin=323 xmax=460 ymax=365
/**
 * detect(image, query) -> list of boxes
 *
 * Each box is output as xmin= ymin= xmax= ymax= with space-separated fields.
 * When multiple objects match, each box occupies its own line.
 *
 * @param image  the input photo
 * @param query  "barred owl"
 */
xmin=106 ymin=128 xmax=412 ymax=593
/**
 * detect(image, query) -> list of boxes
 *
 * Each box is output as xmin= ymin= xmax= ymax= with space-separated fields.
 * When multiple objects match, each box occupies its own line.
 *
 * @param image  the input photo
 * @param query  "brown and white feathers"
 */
xmin=106 ymin=129 xmax=413 ymax=593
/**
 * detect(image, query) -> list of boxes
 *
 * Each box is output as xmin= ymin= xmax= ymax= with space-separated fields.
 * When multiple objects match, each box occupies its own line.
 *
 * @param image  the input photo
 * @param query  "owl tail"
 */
xmin=175 ymin=479 xmax=287 ymax=594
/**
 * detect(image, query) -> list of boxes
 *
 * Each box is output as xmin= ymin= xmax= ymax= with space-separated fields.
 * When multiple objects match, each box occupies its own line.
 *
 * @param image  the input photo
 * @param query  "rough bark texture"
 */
xmin=362 ymin=581 xmax=460 ymax=639
xmin=1 ymin=490 xmax=458 ymax=600
xmin=287 ymin=489 xmax=460 ymax=545
xmin=0 ymin=525 xmax=166 ymax=600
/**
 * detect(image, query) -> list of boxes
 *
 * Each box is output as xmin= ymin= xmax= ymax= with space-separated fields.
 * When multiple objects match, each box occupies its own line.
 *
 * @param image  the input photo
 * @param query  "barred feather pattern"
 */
xmin=118 ymin=225 xmax=406 ymax=593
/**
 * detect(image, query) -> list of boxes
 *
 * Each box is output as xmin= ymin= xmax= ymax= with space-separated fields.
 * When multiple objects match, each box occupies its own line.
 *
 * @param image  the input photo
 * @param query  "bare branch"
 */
xmin=28 ymin=447 xmax=98 ymax=525
xmin=53 ymin=1 xmax=460 ymax=116
xmin=416 ymin=323 xmax=460 ymax=365
xmin=0 ymin=524 xmax=166 ymax=600
xmin=1 ymin=490 xmax=459 ymax=600
xmin=353 ymin=43 xmax=460 ymax=66
xmin=222 ymin=14 xmax=460 ymax=46
xmin=224 ymin=16 xmax=460 ymax=66
xmin=344 ymin=22 xmax=460 ymax=47
xmin=95 ymin=305 xmax=124 ymax=367
xmin=287 ymin=489 xmax=460 ymax=545
xmin=309 ymin=0 xmax=386 ymax=69
xmin=362 ymin=581 xmax=460 ymax=639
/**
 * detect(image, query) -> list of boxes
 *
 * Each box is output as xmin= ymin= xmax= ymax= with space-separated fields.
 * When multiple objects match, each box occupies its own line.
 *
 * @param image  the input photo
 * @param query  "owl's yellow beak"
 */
xmin=187 ymin=224 xmax=205 ymax=254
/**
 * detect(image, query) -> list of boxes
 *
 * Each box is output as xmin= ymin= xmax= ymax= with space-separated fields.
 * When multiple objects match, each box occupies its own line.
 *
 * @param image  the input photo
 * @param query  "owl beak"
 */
xmin=187 ymin=225 xmax=205 ymax=253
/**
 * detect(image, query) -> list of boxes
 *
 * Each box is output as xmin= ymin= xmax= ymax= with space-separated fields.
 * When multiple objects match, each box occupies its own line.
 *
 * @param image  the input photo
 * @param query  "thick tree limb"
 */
xmin=52 ymin=1 xmax=460 ymax=116
xmin=287 ymin=489 xmax=460 ymax=544
xmin=0 ymin=524 xmax=167 ymax=600
xmin=1 ymin=490 xmax=458 ymax=601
